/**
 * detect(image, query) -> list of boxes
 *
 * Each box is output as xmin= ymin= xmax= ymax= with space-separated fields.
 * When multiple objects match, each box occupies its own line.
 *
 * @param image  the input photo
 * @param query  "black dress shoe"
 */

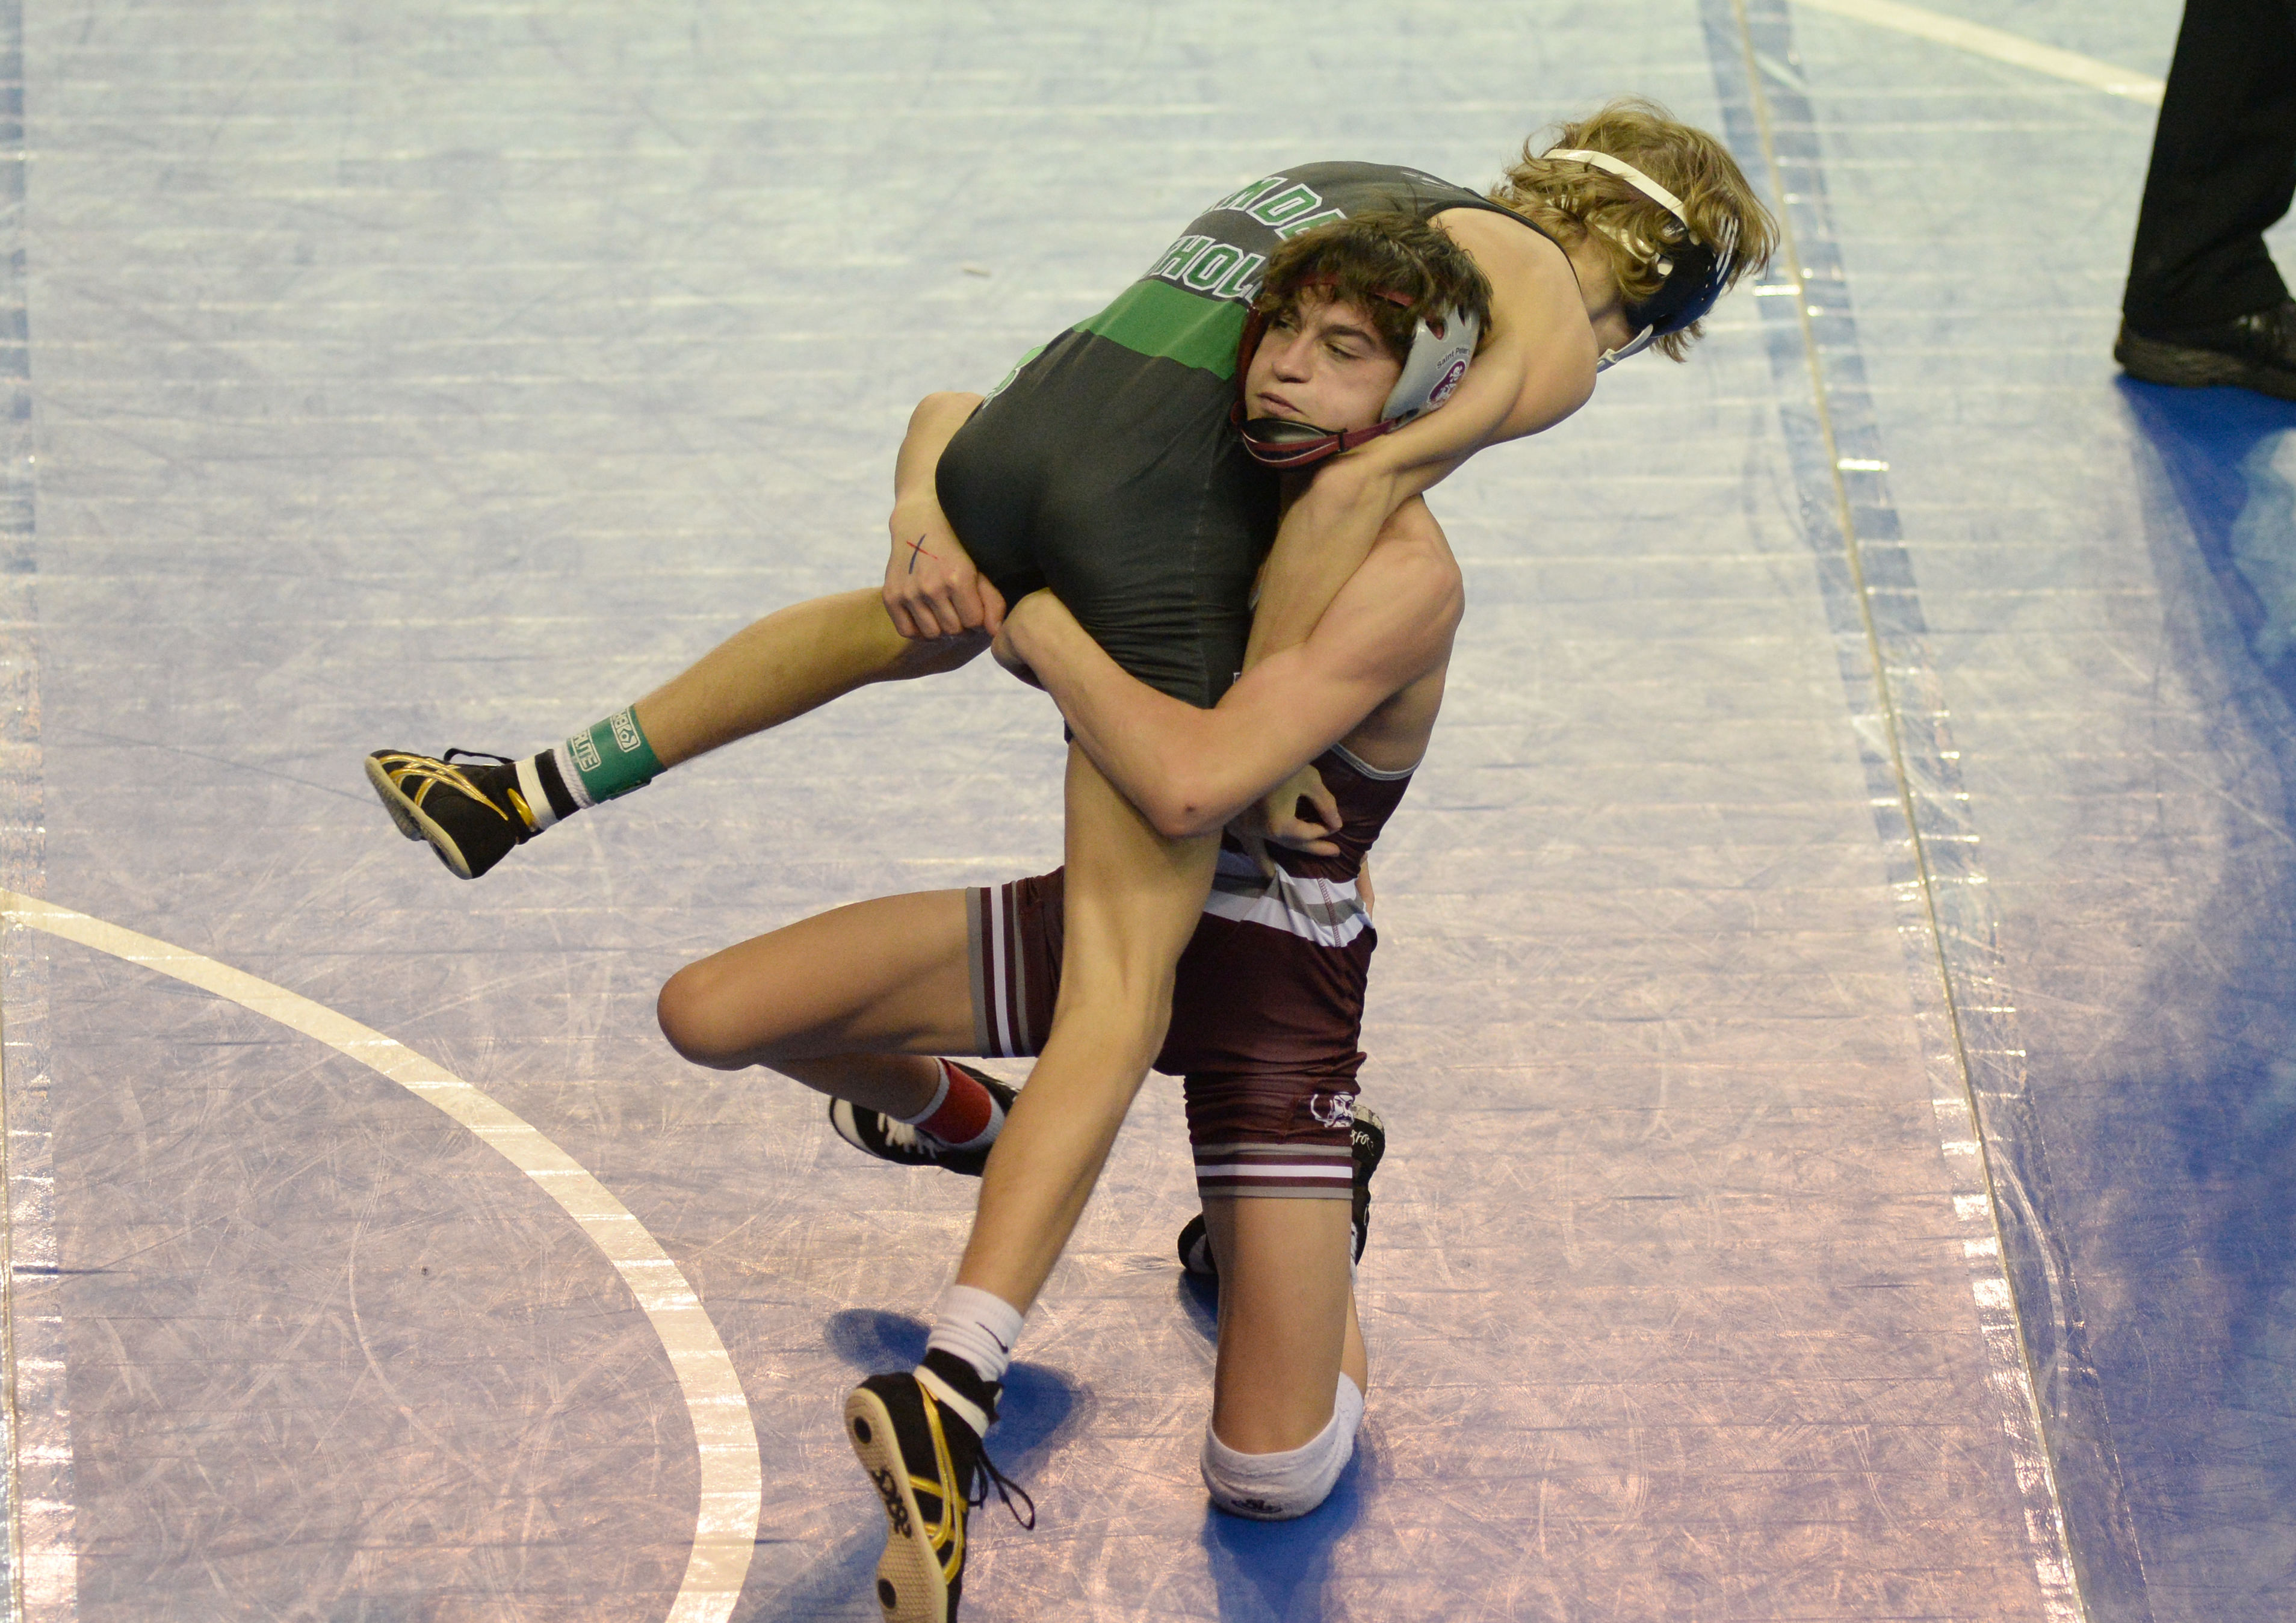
xmin=2117 ymin=301 xmax=2296 ymax=400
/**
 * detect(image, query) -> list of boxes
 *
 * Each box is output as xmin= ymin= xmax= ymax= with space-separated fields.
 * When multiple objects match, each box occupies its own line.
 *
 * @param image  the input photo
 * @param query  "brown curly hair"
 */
xmin=1490 ymin=97 xmax=1777 ymax=360
xmin=1252 ymin=211 xmax=1494 ymax=360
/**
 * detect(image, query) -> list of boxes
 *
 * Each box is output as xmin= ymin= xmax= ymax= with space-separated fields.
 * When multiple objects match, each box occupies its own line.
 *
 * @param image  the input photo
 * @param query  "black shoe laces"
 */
xmin=967 ymin=1444 xmax=1037 ymax=1532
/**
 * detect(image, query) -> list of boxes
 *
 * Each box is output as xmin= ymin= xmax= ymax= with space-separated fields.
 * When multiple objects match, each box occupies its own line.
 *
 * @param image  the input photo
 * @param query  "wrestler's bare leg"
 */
xmin=1203 ymin=1197 xmax=1367 ymax=1453
xmin=633 ymin=587 xmax=985 ymax=770
xmin=655 ymin=888 xmax=979 ymax=1116
xmin=657 ymin=781 xmax=1357 ymax=1464
xmin=953 ymin=744 xmax=1219 ymax=1311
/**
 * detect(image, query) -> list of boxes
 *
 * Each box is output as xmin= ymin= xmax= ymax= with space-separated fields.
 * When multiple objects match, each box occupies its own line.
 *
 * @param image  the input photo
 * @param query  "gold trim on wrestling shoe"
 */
xmin=844 ymin=1368 xmax=1032 ymax=1623
xmin=364 ymin=748 xmax=533 ymax=880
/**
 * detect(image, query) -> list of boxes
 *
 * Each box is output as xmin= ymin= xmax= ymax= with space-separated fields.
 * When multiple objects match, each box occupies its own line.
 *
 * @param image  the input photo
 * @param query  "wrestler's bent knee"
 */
xmin=656 ymin=963 xmax=768 ymax=1069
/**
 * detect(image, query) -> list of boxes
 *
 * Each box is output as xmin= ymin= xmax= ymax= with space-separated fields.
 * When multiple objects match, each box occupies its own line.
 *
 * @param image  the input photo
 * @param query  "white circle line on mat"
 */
xmin=1789 ymin=0 xmax=2165 ymax=105
xmin=1 ymin=890 xmax=761 ymax=1623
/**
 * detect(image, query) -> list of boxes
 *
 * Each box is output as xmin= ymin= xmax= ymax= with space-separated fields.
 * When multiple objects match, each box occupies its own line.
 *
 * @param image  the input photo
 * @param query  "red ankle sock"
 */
xmin=907 ymin=1059 xmax=1000 ymax=1149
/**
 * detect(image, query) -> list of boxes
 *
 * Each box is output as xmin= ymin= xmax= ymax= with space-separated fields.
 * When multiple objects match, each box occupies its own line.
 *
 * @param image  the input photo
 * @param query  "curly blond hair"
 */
xmin=1491 ymin=97 xmax=1777 ymax=360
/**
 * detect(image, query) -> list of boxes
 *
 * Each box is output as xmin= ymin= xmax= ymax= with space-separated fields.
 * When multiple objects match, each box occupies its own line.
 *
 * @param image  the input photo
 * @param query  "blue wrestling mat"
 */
xmin=2 ymin=0 xmax=2286 ymax=1618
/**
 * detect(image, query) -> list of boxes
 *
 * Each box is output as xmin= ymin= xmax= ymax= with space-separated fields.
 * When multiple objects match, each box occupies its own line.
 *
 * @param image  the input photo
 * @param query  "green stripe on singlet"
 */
xmin=1075 ymin=279 xmax=1248 ymax=379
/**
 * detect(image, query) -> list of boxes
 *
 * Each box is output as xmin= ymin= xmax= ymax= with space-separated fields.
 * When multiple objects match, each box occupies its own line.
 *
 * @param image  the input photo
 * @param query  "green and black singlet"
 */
xmin=935 ymin=161 xmax=1546 ymax=709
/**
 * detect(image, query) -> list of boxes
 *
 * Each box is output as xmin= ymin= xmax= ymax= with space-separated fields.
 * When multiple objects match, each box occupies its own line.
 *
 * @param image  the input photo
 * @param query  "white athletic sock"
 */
xmin=513 ymin=755 xmax=562 ymax=830
xmin=548 ymin=740 xmax=597 ymax=810
xmin=923 ymin=1283 xmax=1024 ymax=1388
xmin=1200 ymin=1373 xmax=1364 ymax=1521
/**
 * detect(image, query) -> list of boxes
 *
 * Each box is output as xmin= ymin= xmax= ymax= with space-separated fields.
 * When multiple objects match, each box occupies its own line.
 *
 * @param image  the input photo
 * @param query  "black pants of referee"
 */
xmin=2124 ymin=0 xmax=2296 ymax=333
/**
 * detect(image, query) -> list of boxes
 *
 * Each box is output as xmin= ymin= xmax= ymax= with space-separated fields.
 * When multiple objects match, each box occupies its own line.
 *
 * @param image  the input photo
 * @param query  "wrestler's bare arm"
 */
xmin=1241 ymin=207 xmax=1594 ymax=670
xmin=880 ymin=390 xmax=998 ymax=639
xmin=616 ymin=392 xmax=998 ymax=766
xmin=998 ymin=502 xmax=1462 ymax=839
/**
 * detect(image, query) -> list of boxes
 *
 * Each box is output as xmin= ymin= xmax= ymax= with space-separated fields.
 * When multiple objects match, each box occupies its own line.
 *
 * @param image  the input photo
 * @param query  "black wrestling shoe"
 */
xmin=2116 ymin=301 xmax=2296 ymax=401
xmin=1176 ymin=1213 xmax=1219 ymax=1278
xmin=846 ymin=1353 xmax=1033 ymax=1623
xmin=365 ymin=749 xmax=536 ymax=880
xmin=1177 ymin=1104 xmax=1388 ymax=1280
xmin=1349 ymin=1105 xmax=1386 ymax=1262
xmin=830 ymin=1066 xmax=1018 ymax=1178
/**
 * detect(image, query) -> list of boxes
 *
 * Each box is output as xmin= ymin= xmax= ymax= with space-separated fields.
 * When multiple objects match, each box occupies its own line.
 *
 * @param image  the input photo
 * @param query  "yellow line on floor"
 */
xmin=0 ymin=891 xmax=761 ymax=1623
xmin=1793 ymin=0 xmax=2165 ymax=105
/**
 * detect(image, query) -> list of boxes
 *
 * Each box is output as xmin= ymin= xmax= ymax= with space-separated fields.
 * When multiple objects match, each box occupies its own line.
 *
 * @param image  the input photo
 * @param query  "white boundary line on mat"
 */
xmin=1793 ymin=0 xmax=2164 ymax=105
xmin=0 ymin=891 xmax=761 ymax=1623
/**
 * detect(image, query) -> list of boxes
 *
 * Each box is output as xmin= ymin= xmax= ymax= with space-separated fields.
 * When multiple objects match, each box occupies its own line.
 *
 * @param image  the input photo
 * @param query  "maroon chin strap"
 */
xmin=1233 ymin=403 xmax=1399 ymax=468
xmin=1231 ymin=306 xmax=1400 ymax=468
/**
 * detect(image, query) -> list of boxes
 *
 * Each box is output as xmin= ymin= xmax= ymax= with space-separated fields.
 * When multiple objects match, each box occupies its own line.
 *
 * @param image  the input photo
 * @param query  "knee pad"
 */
xmin=1200 ymin=1374 xmax=1364 ymax=1520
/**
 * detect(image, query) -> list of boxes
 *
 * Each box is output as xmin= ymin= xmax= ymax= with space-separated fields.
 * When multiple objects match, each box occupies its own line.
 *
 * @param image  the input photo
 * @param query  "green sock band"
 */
xmin=566 ymin=706 xmax=662 ymax=804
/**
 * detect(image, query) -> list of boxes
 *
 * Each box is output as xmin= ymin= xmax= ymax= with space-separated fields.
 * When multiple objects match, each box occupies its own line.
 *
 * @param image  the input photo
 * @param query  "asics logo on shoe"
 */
xmin=867 ymin=1466 xmax=912 ymax=1536
xmin=365 ymin=749 xmax=533 ymax=880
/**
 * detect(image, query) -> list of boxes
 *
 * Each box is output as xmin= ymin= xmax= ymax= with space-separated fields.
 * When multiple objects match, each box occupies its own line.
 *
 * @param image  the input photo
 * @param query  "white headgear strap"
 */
xmin=1546 ymin=147 xmax=1689 ymax=216
xmin=1544 ymin=146 xmax=1718 ymax=373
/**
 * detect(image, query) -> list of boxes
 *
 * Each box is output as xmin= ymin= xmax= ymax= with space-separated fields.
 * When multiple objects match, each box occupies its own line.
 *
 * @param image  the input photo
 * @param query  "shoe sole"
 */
xmin=1352 ymin=1106 xmax=1387 ymax=1181
xmin=1177 ymin=1212 xmax=1217 ymax=1279
xmin=844 ymin=1386 xmax=952 ymax=1623
xmin=1351 ymin=1106 xmax=1386 ymax=1263
xmin=2116 ymin=329 xmax=2296 ymax=401
xmin=364 ymin=755 xmax=478 ymax=881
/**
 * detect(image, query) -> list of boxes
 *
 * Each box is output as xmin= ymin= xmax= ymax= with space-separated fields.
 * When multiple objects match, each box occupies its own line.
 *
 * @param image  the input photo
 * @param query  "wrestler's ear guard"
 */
xmin=1546 ymin=147 xmax=1737 ymax=373
xmin=1380 ymin=309 xmax=1480 ymax=425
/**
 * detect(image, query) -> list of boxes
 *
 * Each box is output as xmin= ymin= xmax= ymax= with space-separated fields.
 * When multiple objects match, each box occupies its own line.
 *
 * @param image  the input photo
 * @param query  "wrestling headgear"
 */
xmin=1546 ymin=147 xmax=1737 ymax=371
xmin=1235 ymin=295 xmax=1482 ymax=469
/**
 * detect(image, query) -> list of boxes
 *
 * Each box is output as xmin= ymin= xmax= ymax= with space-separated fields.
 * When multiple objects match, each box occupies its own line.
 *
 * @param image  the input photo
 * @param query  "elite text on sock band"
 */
xmin=552 ymin=706 xmax=662 ymax=808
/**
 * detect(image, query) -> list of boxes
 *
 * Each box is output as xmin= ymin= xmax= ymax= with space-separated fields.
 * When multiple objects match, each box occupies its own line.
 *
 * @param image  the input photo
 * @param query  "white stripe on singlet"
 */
xmin=985 ymin=885 xmax=1015 ymax=1058
xmin=1202 ymin=856 xmax=1370 ymax=949
xmin=1193 ymin=1161 xmax=1349 ymax=1180
xmin=1329 ymin=741 xmax=1420 ymax=782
